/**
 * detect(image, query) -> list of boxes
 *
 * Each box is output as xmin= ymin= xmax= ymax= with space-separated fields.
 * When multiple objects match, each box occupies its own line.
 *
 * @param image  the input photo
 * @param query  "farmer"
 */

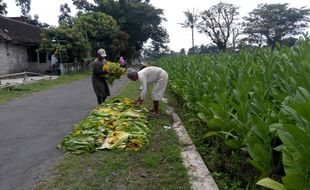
xmin=119 ymin=56 xmax=126 ymax=68
xmin=91 ymin=48 xmax=111 ymax=105
xmin=127 ymin=66 xmax=168 ymax=116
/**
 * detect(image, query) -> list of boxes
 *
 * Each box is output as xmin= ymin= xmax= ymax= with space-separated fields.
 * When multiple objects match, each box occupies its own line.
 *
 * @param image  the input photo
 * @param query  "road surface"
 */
xmin=0 ymin=76 xmax=129 ymax=190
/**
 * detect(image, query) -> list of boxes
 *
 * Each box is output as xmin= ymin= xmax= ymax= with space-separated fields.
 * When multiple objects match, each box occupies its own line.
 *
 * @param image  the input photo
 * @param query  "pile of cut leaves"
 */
xmin=58 ymin=98 xmax=150 ymax=154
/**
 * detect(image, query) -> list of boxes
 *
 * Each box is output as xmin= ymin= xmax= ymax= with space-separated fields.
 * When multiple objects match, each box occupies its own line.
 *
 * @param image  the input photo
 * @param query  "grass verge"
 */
xmin=34 ymin=81 xmax=190 ymax=190
xmin=0 ymin=71 xmax=91 ymax=104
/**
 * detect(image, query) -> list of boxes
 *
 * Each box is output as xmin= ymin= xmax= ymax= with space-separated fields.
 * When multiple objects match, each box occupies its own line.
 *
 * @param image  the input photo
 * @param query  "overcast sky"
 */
xmin=3 ymin=0 xmax=310 ymax=51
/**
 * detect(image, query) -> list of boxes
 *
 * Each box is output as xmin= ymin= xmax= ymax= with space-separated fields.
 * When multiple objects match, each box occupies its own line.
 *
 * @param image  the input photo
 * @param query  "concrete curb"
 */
xmin=164 ymin=99 xmax=219 ymax=190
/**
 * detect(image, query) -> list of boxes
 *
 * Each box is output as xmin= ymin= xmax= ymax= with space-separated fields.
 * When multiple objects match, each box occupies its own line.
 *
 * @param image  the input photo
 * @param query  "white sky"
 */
xmin=3 ymin=0 xmax=310 ymax=51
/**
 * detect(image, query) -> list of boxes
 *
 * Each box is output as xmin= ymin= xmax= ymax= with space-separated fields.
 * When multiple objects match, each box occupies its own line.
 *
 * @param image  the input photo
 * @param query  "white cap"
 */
xmin=97 ymin=48 xmax=107 ymax=57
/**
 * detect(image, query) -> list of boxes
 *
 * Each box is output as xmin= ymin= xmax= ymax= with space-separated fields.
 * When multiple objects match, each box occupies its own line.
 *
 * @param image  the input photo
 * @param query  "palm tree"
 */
xmin=180 ymin=8 xmax=199 ymax=50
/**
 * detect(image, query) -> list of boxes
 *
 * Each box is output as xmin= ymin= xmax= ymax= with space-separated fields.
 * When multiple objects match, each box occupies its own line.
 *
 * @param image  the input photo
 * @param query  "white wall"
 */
xmin=0 ymin=41 xmax=29 ymax=75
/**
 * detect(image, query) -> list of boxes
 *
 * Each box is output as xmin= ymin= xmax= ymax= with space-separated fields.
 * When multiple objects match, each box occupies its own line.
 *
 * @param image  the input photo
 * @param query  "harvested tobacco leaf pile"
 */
xmin=58 ymin=98 xmax=150 ymax=154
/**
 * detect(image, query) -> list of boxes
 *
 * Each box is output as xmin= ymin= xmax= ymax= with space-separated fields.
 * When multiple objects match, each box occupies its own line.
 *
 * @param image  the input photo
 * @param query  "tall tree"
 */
xmin=150 ymin=26 xmax=169 ymax=52
xmin=199 ymin=2 xmax=239 ymax=51
xmin=15 ymin=0 xmax=31 ymax=16
xmin=179 ymin=48 xmax=186 ymax=55
xmin=74 ymin=12 xmax=120 ymax=59
xmin=180 ymin=8 xmax=199 ymax=50
xmin=98 ymin=0 xmax=168 ymax=61
xmin=0 ymin=0 xmax=7 ymax=15
xmin=40 ymin=26 xmax=91 ymax=62
xmin=241 ymin=30 xmax=265 ymax=48
xmin=59 ymin=3 xmax=74 ymax=27
xmin=243 ymin=3 xmax=310 ymax=48
xmin=72 ymin=0 xmax=94 ymax=12
xmin=72 ymin=0 xmax=168 ymax=62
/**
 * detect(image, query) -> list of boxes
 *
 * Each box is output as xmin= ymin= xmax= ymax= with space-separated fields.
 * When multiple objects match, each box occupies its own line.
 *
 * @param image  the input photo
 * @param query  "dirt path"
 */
xmin=0 ymin=76 xmax=129 ymax=190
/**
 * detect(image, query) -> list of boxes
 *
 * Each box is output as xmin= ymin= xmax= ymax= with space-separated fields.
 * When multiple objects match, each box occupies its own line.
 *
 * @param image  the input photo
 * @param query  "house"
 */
xmin=0 ymin=16 xmax=45 ymax=75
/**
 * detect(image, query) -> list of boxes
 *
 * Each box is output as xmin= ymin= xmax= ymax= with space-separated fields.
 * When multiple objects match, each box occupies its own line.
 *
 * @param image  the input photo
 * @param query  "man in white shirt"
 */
xmin=127 ymin=66 xmax=168 ymax=116
xmin=51 ymin=52 xmax=58 ymax=75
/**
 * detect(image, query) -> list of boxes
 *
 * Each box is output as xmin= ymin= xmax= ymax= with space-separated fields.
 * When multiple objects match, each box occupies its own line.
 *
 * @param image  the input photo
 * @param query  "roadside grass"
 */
xmin=0 ymin=71 xmax=91 ymax=104
xmin=34 ymin=81 xmax=190 ymax=190
xmin=166 ymin=89 xmax=260 ymax=190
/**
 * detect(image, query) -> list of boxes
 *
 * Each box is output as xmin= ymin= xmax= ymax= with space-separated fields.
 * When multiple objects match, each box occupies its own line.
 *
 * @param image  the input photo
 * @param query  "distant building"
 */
xmin=0 ymin=16 xmax=44 ymax=75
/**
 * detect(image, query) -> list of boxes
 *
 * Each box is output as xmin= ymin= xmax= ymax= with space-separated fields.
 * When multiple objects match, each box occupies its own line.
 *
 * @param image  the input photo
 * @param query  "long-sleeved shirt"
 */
xmin=51 ymin=54 xmax=57 ymax=65
xmin=138 ymin=66 xmax=168 ymax=100
xmin=92 ymin=58 xmax=109 ymax=80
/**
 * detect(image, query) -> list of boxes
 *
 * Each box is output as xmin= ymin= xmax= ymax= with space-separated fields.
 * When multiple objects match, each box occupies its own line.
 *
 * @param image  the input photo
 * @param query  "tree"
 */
xmin=10 ymin=14 xmax=48 ymax=27
xmin=97 ymin=0 xmax=168 ymax=62
xmin=59 ymin=3 xmax=74 ymax=27
xmin=15 ymin=0 xmax=31 ymax=16
xmin=150 ymin=26 xmax=169 ymax=52
xmin=199 ymin=2 xmax=239 ymax=51
xmin=188 ymin=44 xmax=219 ymax=54
xmin=40 ymin=26 xmax=91 ymax=63
xmin=241 ymin=31 xmax=265 ymax=48
xmin=180 ymin=8 xmax=199 ymax=50
xmin=74 ymin=12 xmax=120 ymax=59
xmin=199 ymin=44 xmax=219 ymax=53
xmin=72 ymin=0 xmax=94 ymax=12
xmin=0 ymin=0 xmax=7 ymax=15
xmin=73 ymin=0 xmax=168 ymax=62
xmin=188 ymin=45 xmax=199 ymax=55
xmin=179 ymin=48 xmax=186 ymax=55
xmin=142 ymin=46 xmax=174 ymax=60
xmin=243 ymin=3 xmax=310 ymax=48
xmin=232 ymin=28 xmax=240 ymax=51
xmin=282 ymin=37 xmax=298 ymax=47
xmin=40 ymin=12 xmax=121 ymax=63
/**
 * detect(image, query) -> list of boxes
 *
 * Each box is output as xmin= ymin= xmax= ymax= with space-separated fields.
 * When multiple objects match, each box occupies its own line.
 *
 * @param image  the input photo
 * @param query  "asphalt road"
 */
xmin=0 ymin=76 xmax=129 ymax=190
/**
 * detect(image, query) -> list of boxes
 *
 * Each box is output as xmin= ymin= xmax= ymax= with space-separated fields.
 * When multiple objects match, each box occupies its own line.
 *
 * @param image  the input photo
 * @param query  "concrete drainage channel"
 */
xmin=0 ymin=72 xmax=57 ymax=89
xmin=163 ymin=98 xmax=219 ymax=190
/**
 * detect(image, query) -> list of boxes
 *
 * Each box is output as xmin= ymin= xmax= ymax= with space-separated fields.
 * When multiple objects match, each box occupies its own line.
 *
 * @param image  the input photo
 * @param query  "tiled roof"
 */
xmin=0 ymin=16 xmax=41 ymax=44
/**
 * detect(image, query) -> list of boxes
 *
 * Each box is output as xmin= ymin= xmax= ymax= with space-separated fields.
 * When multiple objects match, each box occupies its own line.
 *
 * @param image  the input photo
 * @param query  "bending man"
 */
xmin=127 ymin=66 xmax=168 ymax=116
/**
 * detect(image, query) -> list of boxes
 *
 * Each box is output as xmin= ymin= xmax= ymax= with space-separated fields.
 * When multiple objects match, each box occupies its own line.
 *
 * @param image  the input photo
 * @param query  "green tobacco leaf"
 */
xmin=269 ymin=123 xmax=282 ymax=133
xmin=209 ymin=103 xmax=227 ymax=120
xmin=197 ymin=112 xmax=208 ymax=123
xmin=207 ymin=118 xmax=224 ymax=130
xmin=256 ymin=178 xmax=286 ymax=190
xmin=245 ymin=134 xmax=273 ymax=175
xmin=204 ymin=131 xmax=221 ymax=138
xmin=283 ymin=173 xmax=310 ymax=190
xmin=225 ymin=139 xmax=242 ymax=149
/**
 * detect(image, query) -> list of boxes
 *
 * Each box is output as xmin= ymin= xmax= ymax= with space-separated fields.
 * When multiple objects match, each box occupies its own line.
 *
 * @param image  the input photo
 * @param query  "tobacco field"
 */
xmin=156 ymin=36 xmax=310 ymax=189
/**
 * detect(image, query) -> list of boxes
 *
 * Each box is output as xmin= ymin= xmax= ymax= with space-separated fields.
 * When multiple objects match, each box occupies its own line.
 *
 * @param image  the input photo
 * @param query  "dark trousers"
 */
xmin=92 ymin=78 xmax=110 ymax=105
xmin=51 ymin=64 xmax=57 ymax=75
xmin=96 ymin=95 xmax=107 ymax=105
